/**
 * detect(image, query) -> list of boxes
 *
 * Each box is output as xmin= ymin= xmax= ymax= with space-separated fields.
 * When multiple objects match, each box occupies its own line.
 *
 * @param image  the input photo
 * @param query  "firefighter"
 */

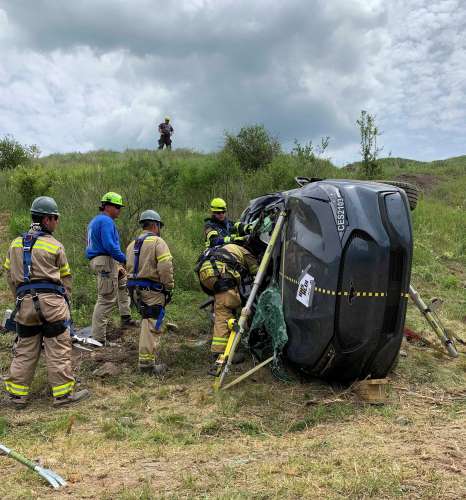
xmin=86 ymin=192 xmax=137 ymax=343
xmin=196 ymin=243 xmax=258 ymax=374
xmin=204 ymin=198 xmax=253 ymax=248
xmin=158 ymin=116 xmax=174 ymax=150
xmin=126 ymin=210 xmax=174 ymax=374
xmin=3 ymin=196 xmax=89 ymax=408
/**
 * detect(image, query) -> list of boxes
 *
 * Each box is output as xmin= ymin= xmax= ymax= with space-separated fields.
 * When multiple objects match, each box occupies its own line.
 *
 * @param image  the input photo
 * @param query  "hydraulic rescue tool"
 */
xmin=213 ymin=211 xmax=286 ymax=391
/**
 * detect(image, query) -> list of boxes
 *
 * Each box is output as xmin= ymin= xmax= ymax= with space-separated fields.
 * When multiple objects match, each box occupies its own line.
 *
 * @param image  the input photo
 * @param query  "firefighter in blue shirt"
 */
xmin=86 ymin=192 xmax=136 ymax=342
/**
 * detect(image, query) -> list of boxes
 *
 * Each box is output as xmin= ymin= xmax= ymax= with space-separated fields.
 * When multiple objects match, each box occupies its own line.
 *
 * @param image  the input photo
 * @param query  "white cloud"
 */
xmin=0 ymin=0 xmax=464 ymax=163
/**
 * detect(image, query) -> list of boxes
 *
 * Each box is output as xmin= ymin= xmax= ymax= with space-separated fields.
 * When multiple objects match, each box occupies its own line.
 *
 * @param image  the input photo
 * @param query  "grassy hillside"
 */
xmin=0 ymin=151 xmax=465 ymax=498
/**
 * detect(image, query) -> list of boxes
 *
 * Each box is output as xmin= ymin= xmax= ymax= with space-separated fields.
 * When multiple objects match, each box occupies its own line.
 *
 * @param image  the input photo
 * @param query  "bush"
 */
xmin=11 ymin=164 xmax=57 ymax=205
xmin=224 ymin=124 xmax=281 ymax=172
xmin=0 ymin=135 xmax=40 ymax=170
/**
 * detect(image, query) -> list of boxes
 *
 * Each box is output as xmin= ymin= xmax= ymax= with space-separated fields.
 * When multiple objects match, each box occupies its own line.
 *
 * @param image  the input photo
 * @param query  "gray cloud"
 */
xmin=0 ymin=0 xmax=464 ymax=164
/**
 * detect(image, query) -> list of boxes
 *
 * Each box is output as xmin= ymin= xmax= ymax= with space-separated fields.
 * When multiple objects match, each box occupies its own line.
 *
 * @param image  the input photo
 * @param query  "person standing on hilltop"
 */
xmin=3 ymin=196 xmax=89 ymax=408
xmin=85 ymin=192 xmax=137 ymax=343
xmin=126 ymin=210 xmax=174 ymax=375
xmin=158 ymin=116 xmax=174 ymax=150
xmin=204 ymin=197 xmax=254 ymax=248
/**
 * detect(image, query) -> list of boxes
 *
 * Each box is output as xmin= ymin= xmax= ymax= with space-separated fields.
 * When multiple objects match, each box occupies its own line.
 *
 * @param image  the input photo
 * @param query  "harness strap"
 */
xmin=127 ymin=279 xmax=164 ymax=292
xmin=22 ymin=231 xmax=45 ymax=283
xmin=16 ymin=282 xmax=66 ymax=296
xmin=133 ymin=233 xmax=156 ymax=278
xmin=155 ymin=307 xmax=165 ymax=330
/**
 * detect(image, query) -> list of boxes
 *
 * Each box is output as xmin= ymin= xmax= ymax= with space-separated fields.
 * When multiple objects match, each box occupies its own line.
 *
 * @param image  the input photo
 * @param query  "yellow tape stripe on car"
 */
xmin=280 ymin=272 xmax=409 ymax=300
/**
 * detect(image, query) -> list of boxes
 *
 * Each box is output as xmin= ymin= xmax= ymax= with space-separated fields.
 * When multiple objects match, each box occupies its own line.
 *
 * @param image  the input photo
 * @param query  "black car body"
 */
xmin=242 ymin=179 xmax=413 ymax=381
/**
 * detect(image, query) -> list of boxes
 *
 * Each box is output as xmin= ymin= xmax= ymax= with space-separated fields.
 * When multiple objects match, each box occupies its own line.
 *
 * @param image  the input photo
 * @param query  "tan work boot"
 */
xmin=8 ymin=395 xmax=29 ymax=409
xmin=53 ymin=389 xmax=90 ymax=408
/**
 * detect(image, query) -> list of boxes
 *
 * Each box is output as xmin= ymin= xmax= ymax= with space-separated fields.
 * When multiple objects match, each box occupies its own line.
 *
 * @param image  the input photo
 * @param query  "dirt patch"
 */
xmin=394 ymin=173 xmax=441 ymax=194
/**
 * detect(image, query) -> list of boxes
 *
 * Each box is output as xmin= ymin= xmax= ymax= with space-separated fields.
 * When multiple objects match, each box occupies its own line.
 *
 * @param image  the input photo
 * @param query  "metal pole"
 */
xmin=409 ymin=285 xmax=458 ymax=358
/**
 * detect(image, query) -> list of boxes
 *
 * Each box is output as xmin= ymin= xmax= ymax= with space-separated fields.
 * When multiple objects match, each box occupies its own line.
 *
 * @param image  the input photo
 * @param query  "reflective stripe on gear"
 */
xmin=11 ymin=237 xmax=60 ymax=255
xmin=139 ymin=353 xmax=155 ymax=361
xmin=52 ymin=380 xmax=75 ymax=397
xmin=157 ymin=252 xmax=172 ymax=263
xmin=5 ymin=381 xmax=29 ymax=396
xmin=212 ymin=337 xmax=229 ymax=345
xmin=59 ymin=263 xmax=71 ymax=277
xmin=199 ymin=260 xmax=240 ymax=281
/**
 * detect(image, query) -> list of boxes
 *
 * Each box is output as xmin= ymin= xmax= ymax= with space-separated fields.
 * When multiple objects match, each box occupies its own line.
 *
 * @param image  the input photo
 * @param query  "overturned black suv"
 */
xmin=241 ymin=178 xmax=414 ymax=382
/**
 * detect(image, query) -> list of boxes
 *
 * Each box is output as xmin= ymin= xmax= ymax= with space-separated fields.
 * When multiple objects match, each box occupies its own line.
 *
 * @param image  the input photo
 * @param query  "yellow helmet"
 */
xmin=101 ymin=192 xmax=124 ymax=207
xmin=164 ymin=116 xmax=170 ymax=122
xmin=210 ymin=197 xmax=227 ymax=212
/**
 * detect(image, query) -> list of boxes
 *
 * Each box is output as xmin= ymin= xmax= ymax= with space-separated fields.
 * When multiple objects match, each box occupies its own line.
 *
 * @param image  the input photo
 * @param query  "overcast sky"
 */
xmin=0 ymin=0 xmax=465 ymax=165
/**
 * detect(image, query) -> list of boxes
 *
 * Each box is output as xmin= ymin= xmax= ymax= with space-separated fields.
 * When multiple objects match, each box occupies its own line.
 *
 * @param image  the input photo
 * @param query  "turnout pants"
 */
xmin=90 ymin=256 xmax=131 ymax=341
xmin=5 ymin=329 xmax=75 ymax=399
xmin=138 ymin=290 xmax=166 ymax=369
xmin=158 ymin=134 xmax=172 ymax=150
xmin=200 ymin=276 xmax=241 ymax=354
xmin=5 ymin=292 xmax=75 ymax=398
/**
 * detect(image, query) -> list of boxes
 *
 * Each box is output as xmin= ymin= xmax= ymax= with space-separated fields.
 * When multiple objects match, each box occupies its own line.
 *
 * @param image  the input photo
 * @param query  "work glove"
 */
xmin=232 ymin=235 xmax=247 ymax=242
xmin=118 ymin=266 xmax=127 ymax=279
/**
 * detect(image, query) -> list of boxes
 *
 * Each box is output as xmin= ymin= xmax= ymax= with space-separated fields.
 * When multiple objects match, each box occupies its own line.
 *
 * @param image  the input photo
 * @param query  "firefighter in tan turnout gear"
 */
xmin=126 ymin=210 xmax=174 ymax=375
xmin=3 ymin=197 xmax=89 ymax=408
xmin=196 ymin=243 xmax=258 ymax=375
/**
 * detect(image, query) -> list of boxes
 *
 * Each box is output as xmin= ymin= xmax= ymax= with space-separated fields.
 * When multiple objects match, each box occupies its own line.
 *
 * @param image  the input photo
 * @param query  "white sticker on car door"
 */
xmin=296 ymin=273 xmax=315 ymax=307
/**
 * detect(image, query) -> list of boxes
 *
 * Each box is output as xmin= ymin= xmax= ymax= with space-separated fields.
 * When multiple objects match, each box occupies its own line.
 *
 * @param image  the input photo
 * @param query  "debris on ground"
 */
xmin=92 ymin=362 xmax=121 ymax=377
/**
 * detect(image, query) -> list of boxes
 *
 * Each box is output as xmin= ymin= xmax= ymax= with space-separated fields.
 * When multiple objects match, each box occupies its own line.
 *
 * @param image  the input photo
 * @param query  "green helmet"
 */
xmin=101 ymin=192 xmax=124 ymax=207
xmin=210 ymin=197 xmax=227 ymax=212
xmin=139 ymin=209 xmax=164 ymax=227
xmin=30 ymin=196 xmax=60 ymax=216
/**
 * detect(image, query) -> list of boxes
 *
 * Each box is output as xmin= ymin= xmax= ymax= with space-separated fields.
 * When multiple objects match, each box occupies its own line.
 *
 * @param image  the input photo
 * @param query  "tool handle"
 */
xmin=5 ymin=448 xmax=37 ymax=470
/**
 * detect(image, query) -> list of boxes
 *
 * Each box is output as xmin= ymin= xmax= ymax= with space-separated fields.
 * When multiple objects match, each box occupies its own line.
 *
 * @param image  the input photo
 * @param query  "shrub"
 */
xmin=11 ymin=164 xmax=57 ymax=205
xmin=224 ymin=124 xmax=281 ymax=172
xmin=0 ymin=135 xmax=40 ymax=170
xmin=356 ymin=110 xmax=383 ymax=179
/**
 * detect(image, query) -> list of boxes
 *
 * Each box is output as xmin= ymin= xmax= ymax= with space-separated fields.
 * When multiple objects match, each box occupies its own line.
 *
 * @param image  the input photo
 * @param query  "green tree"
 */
xmin=356 ymin=110 xmax=382 ymax=178
xmin=0 ymin=135 xmax=40 ymax=170
xmin=224 ymin=124 xmax=281 ymax=172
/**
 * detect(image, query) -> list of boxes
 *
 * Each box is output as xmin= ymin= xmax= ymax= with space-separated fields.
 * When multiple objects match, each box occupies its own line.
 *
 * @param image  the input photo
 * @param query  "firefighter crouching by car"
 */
xmin=3 ymin=196 xmax=89 ymax=408
xmin=126 ymin=210 xmax=174 ymax=375
xmin=196 ymin=243 xmax=258 ymax=375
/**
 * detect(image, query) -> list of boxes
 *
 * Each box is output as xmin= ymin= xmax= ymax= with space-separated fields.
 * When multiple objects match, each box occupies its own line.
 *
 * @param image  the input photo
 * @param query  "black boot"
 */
xmin=121 ymin=315 xmax=139 ymax=328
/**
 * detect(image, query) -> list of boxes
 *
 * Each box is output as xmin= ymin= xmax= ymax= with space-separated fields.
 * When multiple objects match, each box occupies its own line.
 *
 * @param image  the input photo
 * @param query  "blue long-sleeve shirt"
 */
xmin=85 ymin=213 xmax=126 ymax=264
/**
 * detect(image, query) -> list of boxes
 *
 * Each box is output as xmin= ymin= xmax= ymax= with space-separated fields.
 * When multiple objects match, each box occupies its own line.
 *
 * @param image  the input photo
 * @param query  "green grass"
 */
xmin=0 ymin=150 xmax=465 ymax=499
